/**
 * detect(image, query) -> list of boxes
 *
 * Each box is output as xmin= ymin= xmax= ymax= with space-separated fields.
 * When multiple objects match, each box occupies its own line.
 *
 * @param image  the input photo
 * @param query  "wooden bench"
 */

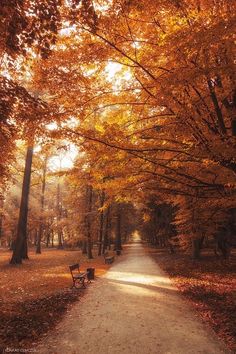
xmin=69 ymin=263 xmax=88 ymax=288
xmin=103 ymin=252 xmax=114 ymax=264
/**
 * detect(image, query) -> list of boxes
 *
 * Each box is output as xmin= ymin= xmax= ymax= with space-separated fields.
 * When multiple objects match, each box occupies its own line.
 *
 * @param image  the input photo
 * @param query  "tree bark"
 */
xmin=10 ymin=145 xmax=33 ymax=264
xmin=192 ymin=238 xmax=204 ymax=260
xmin=85 ymin=185 xmax=93 ymax=259
xmin=36 ymin=156 xmax=47 ymax=254
xmin=0 ymin=194 xmax=4 ymax=247
xmin=115 ymin=204 xmax=122 ymax=252
xmin=57 ymin=181 xmax=64 ymax=249
xmin=98 ymin=191 xmax=105 ymax=256
xmin=82 ymin=240 xmax=87 ymax=254
xmin=46 ymin=231 xmax=50 ymax=248
xmin=51 ymin=231 xmax=54 ymax=248
xmin=102 ymin=206 xmax=110 ymax=254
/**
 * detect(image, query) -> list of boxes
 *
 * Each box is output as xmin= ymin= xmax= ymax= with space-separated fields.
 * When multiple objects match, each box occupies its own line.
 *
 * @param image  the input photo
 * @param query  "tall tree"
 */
xmin=36 ymin=155 xmax=48 ymax=254
xmin=85 ymin=185 xmax=93 ymax=259
xmin=10 ymin=144 xmax=33 ymax=264
xmin=98 ymin=190 xmax=105 ymax=256
xmin=115 ymin=203 xmax=122 ymax=252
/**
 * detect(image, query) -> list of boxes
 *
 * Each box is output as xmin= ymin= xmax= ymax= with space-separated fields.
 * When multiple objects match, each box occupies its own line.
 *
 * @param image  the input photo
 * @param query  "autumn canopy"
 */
xmin=0 ymin=0 xmax=235 ymax=263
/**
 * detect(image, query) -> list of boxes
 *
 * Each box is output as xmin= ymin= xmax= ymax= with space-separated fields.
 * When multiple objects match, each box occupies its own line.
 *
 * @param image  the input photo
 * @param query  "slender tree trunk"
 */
xmin=34 ymin=229 xmax=38 ymax=246
xmin=10 ymin=145 xmax=33 ymax=264
xmin=98 ymin=191 xmax=105 ymax=256
xmin=191 ymin=198 xmax=201 ymax=260
xmin=108 ymin=237 xmax=111 ymax=250
xmin=115 ymin=204 xmax=122 ymax=252
xmin=102 ymin=206 xmax=110 ymax=254
xmin=82 ymin=240 xmax=87 ymax=254
xmin=46 ymin=231 xmax=50 ymax=247
xmin=85 ymin=185 xmax=93 ymax=259
xmin=192 ymin=226 xmax=204 ymax=258
xmin=216 ymin=228 xmax=231 ymax=259
xmin=57 ymin=181 xmax=64 ymax=249
xmin=58 ymin=231 xmax=64 ymax=249
xmin=87 ymin=227 xmax=93 ymax=259
xmin=0 ymin=194 xmax=4 ymax=247
xmin=51 ymin=231 xmax=54 ymax=248
xmin=36 ymin=156 xmax=47 ymax=254
xmin=192 ymin=238 xmax=202 ymax=259
xmin=36 ymin=226 xmax=43 ymax=253
xmin=10 ymin=233 xmax=15 ymax=250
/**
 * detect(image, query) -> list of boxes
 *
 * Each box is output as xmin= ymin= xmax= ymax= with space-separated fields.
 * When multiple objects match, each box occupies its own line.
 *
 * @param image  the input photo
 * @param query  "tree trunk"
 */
xmin=102 ymin=206 xmax=110 ymax=254
xmin=216 ymin=228 xmax=231 ymax=259
xmin=82 ymin=240 xmax=87 ymax=254
xmin=98 ymin=191 xmax=105 ymax=256
xmin=87 ymin=186 xmax=93 ymax=259
xmin=51 ymin=231 xmax=54 ymax=247
xmin=115 ymin=204 xmax=122 ymax=252
xmin=57 ymin=181 xmax=64 ymax=249
xmin=36 ymin=156 xmax=47 ymax=254
xmin=21 ymin=238 xmax=28 ymax=259
xmin=192 ymin=238 xmax=202 ymax=259
xmin=58 ymin=231 xmax=64 ymax=249
xmin=0 ymin=194 xmax=3 ymax=247
xmin=46 ymin=231 xmax=50 ymax=248
xmin=34 ymin=229 xmax=38 ymax=246
xmin=85 ymin=185 xmax=93 ymax=259
xmin=10 ymin=145 xmax=33 ymax=264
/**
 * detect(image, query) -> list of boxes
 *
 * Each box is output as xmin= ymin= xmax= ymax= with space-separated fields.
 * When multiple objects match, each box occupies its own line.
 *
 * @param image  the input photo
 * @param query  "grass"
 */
xmin=0 ymin=246 xmax=111 ymax=350
xmin=148 ymin=246 xmax=236 ymax=352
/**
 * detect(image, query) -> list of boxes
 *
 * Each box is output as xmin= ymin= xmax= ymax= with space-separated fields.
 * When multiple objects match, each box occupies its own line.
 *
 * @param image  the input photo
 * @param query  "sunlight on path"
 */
xmin=36 ymin=243 xmax=229 ymax=354
xmin=106 ymin=270 xmax=172 ymax=286
xmin=131 ymin=230 xmax=142 ymax=242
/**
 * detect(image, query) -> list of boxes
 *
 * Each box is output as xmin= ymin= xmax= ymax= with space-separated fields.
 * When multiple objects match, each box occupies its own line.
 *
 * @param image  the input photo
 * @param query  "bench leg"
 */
xmin=81 ymin=277 xmax=86 ymax=288
xmin=73 ymin=277 xmax=86 ymax=289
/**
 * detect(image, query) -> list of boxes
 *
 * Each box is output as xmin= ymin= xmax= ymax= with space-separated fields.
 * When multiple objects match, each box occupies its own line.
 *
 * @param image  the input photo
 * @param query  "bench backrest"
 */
xmin=69 ymin=263 xmax=80 ymax=272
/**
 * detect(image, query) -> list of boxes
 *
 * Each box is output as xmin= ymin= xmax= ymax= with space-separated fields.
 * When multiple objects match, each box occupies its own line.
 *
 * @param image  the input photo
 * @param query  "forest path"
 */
xmin=36 ymin=243 xmax=229 ymax=354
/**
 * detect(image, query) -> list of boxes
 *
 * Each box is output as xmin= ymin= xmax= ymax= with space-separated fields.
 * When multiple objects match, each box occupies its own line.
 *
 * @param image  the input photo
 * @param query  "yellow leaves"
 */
xmin=95 ymin=123 xmax=105 ymax=133
xmin=168 ymin=15 xmax=189 ymax=30
xmin=143 ymin=213 xmax=150 ymax=223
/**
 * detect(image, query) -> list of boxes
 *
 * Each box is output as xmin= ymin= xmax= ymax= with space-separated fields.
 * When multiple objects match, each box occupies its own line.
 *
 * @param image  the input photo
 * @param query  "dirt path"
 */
xmin=36 ymin=243 xmax=230 ymax=354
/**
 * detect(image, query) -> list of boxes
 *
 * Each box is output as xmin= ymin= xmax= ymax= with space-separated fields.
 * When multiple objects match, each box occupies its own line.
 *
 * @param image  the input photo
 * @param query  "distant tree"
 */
xmin=36 ymin=155 xmax=48 ymax=254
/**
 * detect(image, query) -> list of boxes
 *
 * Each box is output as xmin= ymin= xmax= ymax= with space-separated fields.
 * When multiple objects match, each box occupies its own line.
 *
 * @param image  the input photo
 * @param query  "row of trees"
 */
xmin=0 ymin=142 xmax=137 ymax=262
xmin=0 ymin=0 xmax=235 ymax=262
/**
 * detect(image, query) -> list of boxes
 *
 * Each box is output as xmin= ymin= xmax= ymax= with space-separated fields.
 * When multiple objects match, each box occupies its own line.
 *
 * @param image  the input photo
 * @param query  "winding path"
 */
xmin=36 ymin=243 xmax=229 ymax=354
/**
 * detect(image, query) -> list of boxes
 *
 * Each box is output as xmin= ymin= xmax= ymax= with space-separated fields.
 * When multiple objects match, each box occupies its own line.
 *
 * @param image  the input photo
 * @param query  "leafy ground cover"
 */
xmin=0 ymin=247 xmax=110 ymax=351
xmin=149 ymin=246 xmax=236 ymax=352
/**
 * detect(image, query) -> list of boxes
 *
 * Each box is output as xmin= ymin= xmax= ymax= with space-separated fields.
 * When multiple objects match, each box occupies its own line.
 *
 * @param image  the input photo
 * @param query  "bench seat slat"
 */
xmin=103 ymin=253 xmax=115 ymax=264
xmin=73 ymin=274 xmax=84 ymax=279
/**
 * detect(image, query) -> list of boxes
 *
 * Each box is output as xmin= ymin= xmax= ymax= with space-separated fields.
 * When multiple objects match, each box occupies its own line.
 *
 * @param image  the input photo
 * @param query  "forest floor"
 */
xmin=0 ymin=247 xmax=111 ymax=352
xmin=149 ymin=246 xmax=236 ymax=352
